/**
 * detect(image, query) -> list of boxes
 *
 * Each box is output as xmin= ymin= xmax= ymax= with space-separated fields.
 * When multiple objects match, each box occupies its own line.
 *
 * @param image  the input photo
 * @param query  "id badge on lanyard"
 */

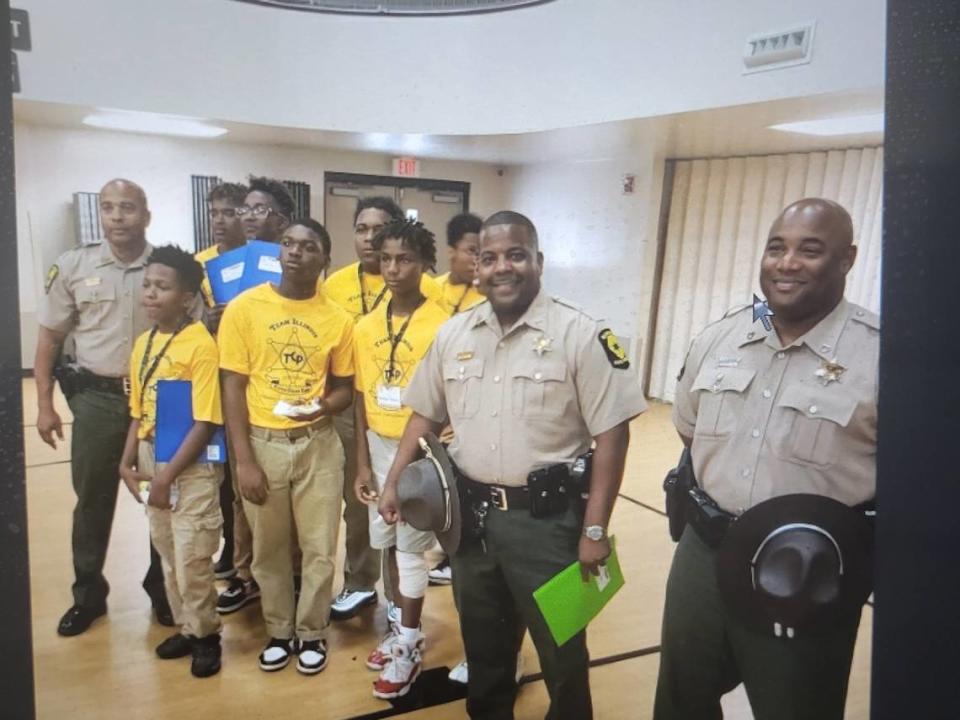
xmin=376 ymin=383 xmax=403 ymax=411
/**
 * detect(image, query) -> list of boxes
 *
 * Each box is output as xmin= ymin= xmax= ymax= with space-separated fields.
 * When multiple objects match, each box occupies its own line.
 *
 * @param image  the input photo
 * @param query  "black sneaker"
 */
xmin=214 ymin=553 xmax=237 ymax=581
xmin=428 ymin=556 xmax=452 ymax=586
xmin=191 ymin=634 xmax=222 ymax=678
xmin=259 ymin=637 xmax=293 ymax=672
xmin=296 ymin=639 xmax=329 ymax=675
xmin=156 ymin=633 xmax=193 ymax=659
xmin=217 ymin=578 xmax=260 ymax=614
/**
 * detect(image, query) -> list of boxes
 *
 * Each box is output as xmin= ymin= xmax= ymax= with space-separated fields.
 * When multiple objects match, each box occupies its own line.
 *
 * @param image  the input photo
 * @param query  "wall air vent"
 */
xmin=231 ymin=0 xmax=555 ymax=15
xmin=743 ymin=22 xmax=815 ymax=74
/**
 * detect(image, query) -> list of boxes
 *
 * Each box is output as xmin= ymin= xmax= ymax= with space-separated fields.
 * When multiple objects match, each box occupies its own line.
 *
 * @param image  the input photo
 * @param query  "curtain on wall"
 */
xmin=647 ymin=147 xmax=883 ymax=402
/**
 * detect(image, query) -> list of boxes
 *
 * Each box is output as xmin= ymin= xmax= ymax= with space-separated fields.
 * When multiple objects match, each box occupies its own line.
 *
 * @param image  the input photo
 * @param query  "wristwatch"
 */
xmin=583 ymin=525 xmax=607 ymax=541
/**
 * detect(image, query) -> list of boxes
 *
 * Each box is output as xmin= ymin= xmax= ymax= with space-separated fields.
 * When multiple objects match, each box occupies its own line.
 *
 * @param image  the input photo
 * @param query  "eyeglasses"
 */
xmin=236 ymin=204 xmax=278 ymax=218
xmin=207 ymin=208 xmax=237 ymax=220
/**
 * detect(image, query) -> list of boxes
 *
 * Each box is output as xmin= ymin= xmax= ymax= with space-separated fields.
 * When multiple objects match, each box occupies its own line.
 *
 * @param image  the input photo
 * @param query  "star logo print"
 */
xmin=267 ymin=327 xmax=321 ymax=388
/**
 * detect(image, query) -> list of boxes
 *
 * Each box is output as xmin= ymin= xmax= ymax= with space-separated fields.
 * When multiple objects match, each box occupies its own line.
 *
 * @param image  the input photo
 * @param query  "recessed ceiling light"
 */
xmin=768 ymin=113 xmax=884 ymax=137
xmin=82 ymin=110 xmax=228 ymax=138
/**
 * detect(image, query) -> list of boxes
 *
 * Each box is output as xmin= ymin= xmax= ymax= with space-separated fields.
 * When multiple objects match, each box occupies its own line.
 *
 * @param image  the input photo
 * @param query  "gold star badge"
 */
xmin=814 ymin=358 xmax=846 ymax=386
xmin=533 ymin=335 xmax=554 ymax=356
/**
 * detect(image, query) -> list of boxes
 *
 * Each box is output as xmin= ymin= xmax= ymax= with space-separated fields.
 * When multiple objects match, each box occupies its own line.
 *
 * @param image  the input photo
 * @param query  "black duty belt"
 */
xmin=76 ymin=369 xmax=130 ymax=397
xmin=459 ymin=474 xmax=531 ymax=511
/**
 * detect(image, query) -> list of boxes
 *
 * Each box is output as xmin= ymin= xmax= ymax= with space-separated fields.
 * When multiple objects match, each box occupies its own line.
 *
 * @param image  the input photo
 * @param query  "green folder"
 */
xmin=532 ymin=537 xmax=625 ymax=646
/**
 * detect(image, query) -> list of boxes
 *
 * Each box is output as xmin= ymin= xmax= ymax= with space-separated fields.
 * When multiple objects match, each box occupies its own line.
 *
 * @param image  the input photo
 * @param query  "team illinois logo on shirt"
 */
xmin=266 ymin=319 xmax=323 ymax=394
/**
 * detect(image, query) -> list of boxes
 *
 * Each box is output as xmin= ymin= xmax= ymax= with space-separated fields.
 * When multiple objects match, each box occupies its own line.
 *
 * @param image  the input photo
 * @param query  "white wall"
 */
xmin=15 ymin=0 xmax=885 ymax=135
xmin=504 ymin=128 xmax=668 ymax=378
xmin=15 ymin=123 xmax=507 ymax=367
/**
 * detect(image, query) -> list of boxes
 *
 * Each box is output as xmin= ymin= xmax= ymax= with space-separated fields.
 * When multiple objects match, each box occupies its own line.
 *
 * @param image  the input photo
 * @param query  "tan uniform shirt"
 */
xmin=673 ymin=298 xmax=879 ymax=513
xmin=403 ymin=290 xmax=648 ymax=486
xmin=38 ymin=242 xmax=154 ymax=378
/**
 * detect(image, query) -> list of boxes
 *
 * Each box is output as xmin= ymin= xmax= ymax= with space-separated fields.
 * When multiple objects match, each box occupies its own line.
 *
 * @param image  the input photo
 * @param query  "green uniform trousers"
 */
xmin=67 ymin=388 xmax=130 ymax=608
xmin=653 ymin=526 xmax=861 ymax=720
xmin=451 ymin=505 xmax=592 ymax=720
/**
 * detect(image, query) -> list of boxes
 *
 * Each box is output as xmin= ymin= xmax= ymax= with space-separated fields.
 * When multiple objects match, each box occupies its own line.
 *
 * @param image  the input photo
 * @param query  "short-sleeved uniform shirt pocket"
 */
xmin=443 ymin=358 xmax=484 ymax=419
xmin=691 ymin=365 xmax=756 ymax=437
xmin=74 ymin=282 xmax=117 ymax=330
xmin=509 ymin=358 xmax=567 ymax=419
xmin=773 ymin=383 xmax=858 ymax=468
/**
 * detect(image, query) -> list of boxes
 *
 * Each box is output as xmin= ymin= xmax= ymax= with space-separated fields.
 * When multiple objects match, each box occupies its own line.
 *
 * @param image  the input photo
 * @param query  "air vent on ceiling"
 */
xmin=743 ymin=22 xmax=815 ymax=74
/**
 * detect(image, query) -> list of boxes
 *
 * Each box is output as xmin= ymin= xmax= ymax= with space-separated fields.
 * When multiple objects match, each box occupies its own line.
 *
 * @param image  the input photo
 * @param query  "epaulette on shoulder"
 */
xmin=850 ymin=304 xmax=880 ymax=331
xmin=551 ymin=295 xmax=598 ymax=321
xmin=723 ymin=303 xmax=752 ymax=319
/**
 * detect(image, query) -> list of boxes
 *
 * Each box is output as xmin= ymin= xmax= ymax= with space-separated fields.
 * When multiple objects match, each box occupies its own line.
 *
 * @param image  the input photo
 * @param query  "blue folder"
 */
xmin=204 ymin=240 xmax=282 ymax=305
xmin=204 ymin=244 xmax=248 ymax=304
xmin=155 ymin=380 xmax=226 ymax=464
xmin=239 ymin=240 xmax=283 ymax=291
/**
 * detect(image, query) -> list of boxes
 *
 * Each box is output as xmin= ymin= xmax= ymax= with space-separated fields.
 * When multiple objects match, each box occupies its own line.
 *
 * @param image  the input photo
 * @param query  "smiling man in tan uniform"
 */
xmin=654 ymin=198 xmax=879 ymax=720
xmin=378 ymin=211 xmax=647 ymax=720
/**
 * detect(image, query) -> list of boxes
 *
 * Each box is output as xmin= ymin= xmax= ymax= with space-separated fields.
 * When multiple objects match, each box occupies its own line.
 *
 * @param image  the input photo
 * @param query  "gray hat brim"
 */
xmin=397 ymin=433 xmax=461 ymax=556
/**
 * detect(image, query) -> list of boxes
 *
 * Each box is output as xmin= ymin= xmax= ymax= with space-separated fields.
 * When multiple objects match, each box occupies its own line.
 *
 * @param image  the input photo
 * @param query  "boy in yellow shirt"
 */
xmin=118 ymin=245 xmax=225 ymax=678
xmin=435 ymin=212 xmax=486 ymax=316
xmin=193 ymin=181 xmax=253 ymax=591
xmin=219 ymin=218 xmax=354 ymax=675
xmin=352 ymin=219 xmax=449 ymax=699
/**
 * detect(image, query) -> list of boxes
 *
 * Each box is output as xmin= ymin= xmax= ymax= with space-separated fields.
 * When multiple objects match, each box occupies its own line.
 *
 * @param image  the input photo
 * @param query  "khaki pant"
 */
xmin=140 ymin=441 xmax=223 ymax=639
xmin=334 ymin=403 xmax=384 ymax=593
xmin=244 ymin=421 xmax=344 ymax=641
xmin=226 ymin=446 xmax=254 ymax=581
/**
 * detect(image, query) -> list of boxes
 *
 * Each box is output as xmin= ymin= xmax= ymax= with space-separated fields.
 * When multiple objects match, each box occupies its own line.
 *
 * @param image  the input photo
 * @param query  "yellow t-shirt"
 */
xmin=435 ymin=272 xmax=486 ymax=316
xmin=354 ymin=298 xmax=449 ymax=439
xmin=324 ymin=261 xmax=441 ymax=322
xmin=218 ymin=283 xmax=355 ymax=429
xmin=129 ymin=321 xmax=223 ymax=440
xmin=195 ymin=244 xmax=222 ymax=308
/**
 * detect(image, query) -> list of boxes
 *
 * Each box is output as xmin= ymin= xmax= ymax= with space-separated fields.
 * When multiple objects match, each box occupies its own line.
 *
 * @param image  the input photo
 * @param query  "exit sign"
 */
xmin=392 ymin=157 xmax=421 ymax=178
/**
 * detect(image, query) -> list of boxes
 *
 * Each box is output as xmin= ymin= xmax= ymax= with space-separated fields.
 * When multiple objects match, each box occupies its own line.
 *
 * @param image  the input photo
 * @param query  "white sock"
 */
xmin=399 ymin=624 xmax=420 ymax=646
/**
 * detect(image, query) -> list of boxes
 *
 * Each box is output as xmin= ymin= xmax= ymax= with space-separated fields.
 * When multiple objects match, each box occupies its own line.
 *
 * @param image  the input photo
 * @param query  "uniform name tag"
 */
xmin=376 ymin=384 xmax=403 ymax=411
xmin=84 ymin=276 xmax=102 ymax=287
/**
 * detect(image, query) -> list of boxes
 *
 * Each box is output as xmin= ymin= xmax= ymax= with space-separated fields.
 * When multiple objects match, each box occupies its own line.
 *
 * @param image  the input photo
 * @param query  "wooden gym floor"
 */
xmin=21 ymin=380 xmax=872 ymax=719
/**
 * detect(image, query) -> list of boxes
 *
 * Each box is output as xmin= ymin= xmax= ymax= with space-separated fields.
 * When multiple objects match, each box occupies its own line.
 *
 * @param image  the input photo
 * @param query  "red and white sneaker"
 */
xmin=373 ymin=636 xmax=424 ymax=699
xmin=366 ymin=622 xmax=400 ymax=671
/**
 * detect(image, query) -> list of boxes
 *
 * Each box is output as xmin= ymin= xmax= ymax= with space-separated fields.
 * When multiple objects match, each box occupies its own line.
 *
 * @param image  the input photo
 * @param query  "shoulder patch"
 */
xmin=598 ymin=328 xmax=630 ymax=369
xmin=44 ymin=264 xmax=59 ymax=294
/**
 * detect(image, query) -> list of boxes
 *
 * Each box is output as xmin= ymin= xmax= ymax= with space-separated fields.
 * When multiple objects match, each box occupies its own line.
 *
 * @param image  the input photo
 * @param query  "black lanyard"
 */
xmin=451 ymin=282 xmax=471 ymax=315
xmin=138 ymin=318 xmax=190 ymax=406
xmin=384 ymin=297 xmax=425 ymax=384
xmin=358 ymin=265 xmax=388 ymax=316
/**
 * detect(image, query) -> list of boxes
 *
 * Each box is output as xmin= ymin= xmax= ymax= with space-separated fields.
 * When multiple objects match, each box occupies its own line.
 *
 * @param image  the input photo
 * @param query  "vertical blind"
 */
xmin=191 ymin=174 xmax=222 ymax=251
xmin=72 ymin=192 xmax=103 ymax=246
xmin=647 ymin=147 xmax=883 ymax=402
xmin=283 ymin=180 xmax=311 ymax=219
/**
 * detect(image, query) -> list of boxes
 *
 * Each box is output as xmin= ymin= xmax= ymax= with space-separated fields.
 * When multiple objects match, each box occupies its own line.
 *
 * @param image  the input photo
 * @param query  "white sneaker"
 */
xmin=448 ymin=652 xmax=524 ymax=684
xmin=373 ymin=636 xmax=424 ymax=699
xmin=366 ymin=622 xmax=400 ymax=671
xmin=330 ymin=589 xmax=377 ymax=620
xmin=386 ymin=600 xmax=401 ymax=625
xmin=428 ymin=557 xmax=452 ymax=586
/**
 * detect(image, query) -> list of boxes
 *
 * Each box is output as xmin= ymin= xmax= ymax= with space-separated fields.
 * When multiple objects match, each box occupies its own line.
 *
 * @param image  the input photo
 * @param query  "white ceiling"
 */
xmin=14 ymin=88 xmax=884 ymax=165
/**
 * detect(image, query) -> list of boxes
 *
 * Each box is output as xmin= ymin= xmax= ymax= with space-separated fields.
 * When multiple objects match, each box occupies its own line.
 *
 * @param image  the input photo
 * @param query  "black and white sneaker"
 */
xmin=428 ymin=557 xmax=452 ymax=586
xmin=259 ymin=638 xmax=293 ymax=672
xmin=217 ymin=578 xmax=260 ymax=614
xmin=296 ymin=639 xmax=329 ymax=675
xmin=214 ymin=553 xmax=237 ymax=581
xmin=330 ymin=589 xmax=377 ymax=620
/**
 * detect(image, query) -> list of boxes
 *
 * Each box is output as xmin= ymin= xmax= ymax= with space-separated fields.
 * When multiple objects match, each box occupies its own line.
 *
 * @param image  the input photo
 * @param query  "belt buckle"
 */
xmin=122 ymin=377 xmax=131 ymax=397
xmin=489 ymin=486 xmax=508 ymax=511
